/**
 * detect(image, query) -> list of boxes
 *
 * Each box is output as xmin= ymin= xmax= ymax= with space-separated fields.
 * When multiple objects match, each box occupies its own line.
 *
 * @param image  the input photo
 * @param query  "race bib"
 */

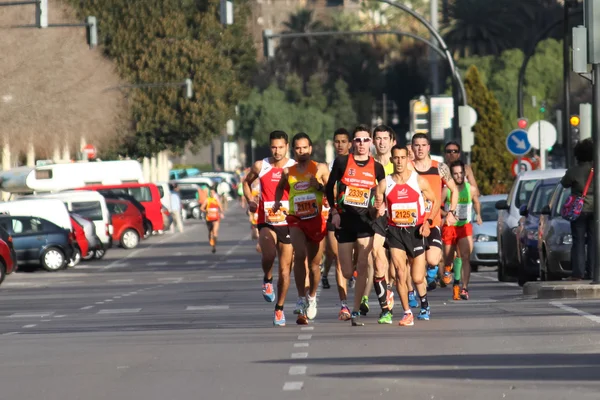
xmin=263 ymin=201 xmax=288 ymax=225
xmin=456 ymin=203 xmax=472 ymax=221
xmin=207 ymin=208 xmax=219 ymax=221
xmin=391 ymin=203 xmax=418 ymax=227
xmin=293 ymin=193 xmax=318 ymax=220
xmin=344 ymin=186 xmax=370 ymax=208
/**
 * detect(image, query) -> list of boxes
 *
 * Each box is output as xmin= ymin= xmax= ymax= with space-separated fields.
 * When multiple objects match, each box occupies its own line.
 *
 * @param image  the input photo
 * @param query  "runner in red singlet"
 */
xmin=243 ymin=131 xmax=295 ymax=326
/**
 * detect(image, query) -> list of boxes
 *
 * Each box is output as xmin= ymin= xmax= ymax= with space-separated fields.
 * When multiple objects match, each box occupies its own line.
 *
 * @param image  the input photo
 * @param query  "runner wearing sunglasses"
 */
xmin=326 ymin=125 xmax=386 ymax=326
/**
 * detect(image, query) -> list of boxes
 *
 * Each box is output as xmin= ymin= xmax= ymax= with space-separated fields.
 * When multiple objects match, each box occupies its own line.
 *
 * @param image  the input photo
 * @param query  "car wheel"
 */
xmin=471 ymin=263 xmax=479 ymax=273
xmin=68 ymin=248 xmax=81 ymax=268
xmin=83 ymin=250 xmax=94 ymax=261
xmin=0 ymin=261 xmax=6 ymax=285
xmin=94 ymin=248 xmax=106 ymax=259
xmin=120 ymin=229 xmax=140 ymax=249
xmin=192 ymin=207 xmax=201 ymax=219
xmin=41 ymin=247 xmax=66 ymax=272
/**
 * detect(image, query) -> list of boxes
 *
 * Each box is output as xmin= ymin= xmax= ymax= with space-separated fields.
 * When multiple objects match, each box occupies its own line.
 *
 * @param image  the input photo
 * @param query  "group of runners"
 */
xmin=241 ymin=125 xmax=482 ymax=327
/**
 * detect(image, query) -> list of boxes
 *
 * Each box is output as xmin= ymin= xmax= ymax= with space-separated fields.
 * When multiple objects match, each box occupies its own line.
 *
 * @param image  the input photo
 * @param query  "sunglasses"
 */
xmin=445 ymin=149 xmax=459 ymax=154
xmin=353 ymin=137 xmax=372 ymax=144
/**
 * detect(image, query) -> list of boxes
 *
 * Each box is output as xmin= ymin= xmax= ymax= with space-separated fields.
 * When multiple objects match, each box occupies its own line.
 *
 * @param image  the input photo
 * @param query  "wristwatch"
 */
xmin=427 ymin=218 xmax=433 ymax=226
xmin=449 ymin=209 xmax=456 ymax=216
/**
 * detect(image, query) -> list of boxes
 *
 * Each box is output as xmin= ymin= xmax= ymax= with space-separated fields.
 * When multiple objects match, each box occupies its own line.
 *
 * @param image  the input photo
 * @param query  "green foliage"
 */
xmin=455 ymin=39 xmax=563 ymax=133
xmin=327 ymin=79 xmax=357 ymax=130
xmin=465 ymin=66 xmax=513 ymax=195
xmin=65 ymin=0 xmax=256 ymax=157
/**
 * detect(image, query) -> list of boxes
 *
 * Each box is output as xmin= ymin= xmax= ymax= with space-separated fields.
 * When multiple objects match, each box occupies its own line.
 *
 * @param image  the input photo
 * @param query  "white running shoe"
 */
xmin=306 ymin=295 xmax=317 ymax=320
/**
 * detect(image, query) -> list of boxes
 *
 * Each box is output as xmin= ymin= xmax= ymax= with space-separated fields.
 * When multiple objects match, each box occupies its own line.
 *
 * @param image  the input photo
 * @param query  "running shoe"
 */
xmin=359 ymin=296 xmax=369 ymax=316
xmin=408 ymin=291 xmax=419 ymax=308
xmin=399 ymin=312 xmax=414 ymax=326
xmin=338 ymin=305 xmax=351 ymax=321
xmin=378 ymin=310 xmax=393 ymax=325
xmin=262 ymin=282 xmax=275 ymax=302
xmin=273 ymin=310 xmax=286 ymax=327
xmin=351 ymin=311 xmax=364 ymax=326
xmin=349 ymin=276 xmax=356 ymax=289
xmin=460 ymin=288 xmax=469 ymax=300
xmin=442 ymin=265 xmax=453 ymax=286
xmin=293 ymin=298 xmax=305 ymax=315
xmin=387 ymin=288 xmax=395 ymax=311
xmin=417 ymin=306 xmax=430 ymax=321
xmin=321 ymin=277 xmax=331 ymax=289
xmin=426 ymin=266 xmax=438 ymax=291
xmin=306 ymin=296 xmax=318 ymax=320
xmin=211 ymin=246 xmax=216 ymax=254
xmin=296 ymin=311 xmax=308 ymax=325
xmin=453 ymin=285 xmax=461 ymax=301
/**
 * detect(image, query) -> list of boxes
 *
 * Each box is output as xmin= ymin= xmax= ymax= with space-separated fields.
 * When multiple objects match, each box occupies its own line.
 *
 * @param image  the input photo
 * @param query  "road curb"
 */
xmin=523 ymin=281 xmax=600 ymax=299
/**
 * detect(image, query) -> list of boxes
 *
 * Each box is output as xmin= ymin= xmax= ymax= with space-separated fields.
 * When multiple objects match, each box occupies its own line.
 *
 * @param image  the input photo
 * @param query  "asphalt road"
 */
xmin=0 ymin=203 xmax=599 ymax=400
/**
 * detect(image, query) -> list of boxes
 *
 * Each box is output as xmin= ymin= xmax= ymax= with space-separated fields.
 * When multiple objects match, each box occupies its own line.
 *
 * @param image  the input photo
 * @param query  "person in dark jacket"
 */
xmin=561 ymin=138 xmax=594 ymax=280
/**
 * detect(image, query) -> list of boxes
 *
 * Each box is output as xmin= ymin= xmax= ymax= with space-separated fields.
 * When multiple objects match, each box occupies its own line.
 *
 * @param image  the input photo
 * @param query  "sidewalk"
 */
xmin=523 ymin=280 xmax=600 ymax=299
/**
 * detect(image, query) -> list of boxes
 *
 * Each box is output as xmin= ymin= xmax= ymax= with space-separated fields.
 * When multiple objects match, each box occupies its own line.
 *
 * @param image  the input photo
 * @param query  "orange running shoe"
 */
xmin=442 ymin=265 xmax=453 ymax=286
xmin=399 ymin=312 xmax=414 ymax=326
xmin=353 ymin=270 xmax=358 ymax=278
xmin=296 ymin=313 xmax=308 ymax=325
xmin=338 ymin=305 xmax=351 ymax=321
xmin=452 ymin=285 xmax=461 ymax=300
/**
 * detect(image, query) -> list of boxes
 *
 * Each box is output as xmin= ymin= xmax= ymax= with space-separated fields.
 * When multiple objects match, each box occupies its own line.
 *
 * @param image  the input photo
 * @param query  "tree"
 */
xmin=65 ymin=0 xmax=256 ymax=157
xmin=327 ymin=79 xmax=357 ymax=130
xmin=465 ymin=65 xmax=513 ymax=195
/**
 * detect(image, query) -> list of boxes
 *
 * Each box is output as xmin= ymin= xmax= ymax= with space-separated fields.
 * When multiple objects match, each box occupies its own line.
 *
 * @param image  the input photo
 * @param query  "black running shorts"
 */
xmin=425 ymin=226 xmax=443 ymax=250
xmin=257 ymin=223 xmax=292 ymax=245
xmin=335 ymin=214 xmax=374 ymax=244
xmin=386 ymin=225 xmax=426 ymax=258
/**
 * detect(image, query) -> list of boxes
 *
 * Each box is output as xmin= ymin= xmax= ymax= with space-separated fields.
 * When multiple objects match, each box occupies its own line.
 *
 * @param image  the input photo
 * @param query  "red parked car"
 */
xmin=0 ymin=225 xmax=16 ymax=285
xmin=105 ymin=199 xmax=145 ymax=249
xmin=69 ymin=216 xmax=89 ymax=267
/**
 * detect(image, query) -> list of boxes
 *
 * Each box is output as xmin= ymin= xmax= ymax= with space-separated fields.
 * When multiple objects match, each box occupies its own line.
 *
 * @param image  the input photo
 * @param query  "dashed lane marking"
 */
xmin=186 ymin=305 xmax=229 ymax=311
xmin=291 ymin=352 xmax=308 ymax=359
xmin=282 ymin=382 xmax=304 ymax=391
xmin=9 ymin=312 xmax=54 ymax=318
xmin=288 ymin=366 xmax=307 ymax=375
xmin=97 ymin=308 xmax=141 ymax=314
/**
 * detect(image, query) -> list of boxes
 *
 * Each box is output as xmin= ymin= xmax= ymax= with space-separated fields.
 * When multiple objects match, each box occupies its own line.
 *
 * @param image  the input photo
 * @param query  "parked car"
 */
xmin=538 ymin=183 xmax=573 ymax=281
xmin=0 ymin=215 xmax=73 ymax=271
xmin=179 ymin=185 xmax=204 ymax=220
xmin=100 ymin=192 xmax=153 ymax=238
xmin=495 ymin=169 xmax=566 ymax=281
xmin=471 ymin=194 xmax=506 ymax=271
xmin=0 ymin=226 xmax=17 ymax=284
xmin=515 ymin=177 xmax=561 ymax=285
xmin=105 ymin=199 xmax=145 ymax=249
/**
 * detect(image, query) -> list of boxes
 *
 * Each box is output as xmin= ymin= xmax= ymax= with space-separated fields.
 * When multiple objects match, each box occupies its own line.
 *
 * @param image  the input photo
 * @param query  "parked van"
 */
xmin=78 ymin=183 xmax=165 ymax=233
xmin=0 ymin=199 xmax=72 ymax=232
xmin=29 ymin=191 xmax=112 ymax=258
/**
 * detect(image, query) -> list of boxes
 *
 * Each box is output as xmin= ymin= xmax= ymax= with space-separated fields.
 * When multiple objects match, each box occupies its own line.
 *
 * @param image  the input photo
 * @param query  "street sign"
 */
xmin=506 ymin=129 xmax=532 ymax=156
xmin=82 ymin=144 xmax=97 ymax=160
xmin=458 ymin=105 xmax=477 ymax=128
xmin=511 ymin=157 xmax=534 ymax=177
xmin=527 ymin=120 xmax=557 ymax=150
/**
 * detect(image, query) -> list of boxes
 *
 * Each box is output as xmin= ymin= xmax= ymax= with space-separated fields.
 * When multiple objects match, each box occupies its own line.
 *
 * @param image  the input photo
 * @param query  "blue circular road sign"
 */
xmin=506 ymin=129 xmax=532 ymax=156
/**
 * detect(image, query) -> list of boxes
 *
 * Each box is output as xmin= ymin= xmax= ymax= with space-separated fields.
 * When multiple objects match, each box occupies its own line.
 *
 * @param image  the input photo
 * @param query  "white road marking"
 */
xmin=9 ymin=312 xmax=54 ymax=318
xmin=101 ymin=226 xmax=197 ymax=271
xmin=208 ymin=275 xmax=234 ymax=279
xmin=113 ymin=296 xmax=121 ymax=299
xmin=294 ymin=343 xmax=309 ymax=348
xmin=97 ymin=308 xmax=142 ymax=314
xmin=288 ymin=365 xmax=307 ymax=375
xmin=108 ymin=279 xmax=134 ymax=283
xmin=473 ymin=273 xmax=519 ymax=287
xmin=104 ymin=299 xmax=113 ymax=302
xmin=298 ymin=334 xmax=312 ymax=340
xmin=282 ymin=382 xmax=304 ymax=391
xmin=41 ymin=319 xmax=51 ymax=322
xmin=54 ymin=315 xmax=66 ymax=318
xmin=22 ymin=324 xmax=36 ymax=328
xmin=148 ymin=261 xmax=168 ymax=266
xmin=223 ymin=259 xmax=247 ymax=264
xmin=300 ymin=326 xmax=314 ymax=331
xmin=96 ymin=302 xmax=105 ymax=305
xmin=2 ymin=332 xmax=19 ymax=336
xmin=158 ymin=277 xmax=183 ymax=282
xmin=550 ymin=301 xmax=600 ymax=324
xmin=186 ymin=305 xmax=229 ymax=311
xmin=80 ymin=306 xmax=94 ymax=310
xmin=175 ymin=252 xmax=183 ymax=256
xmin=291 ymin=352 xmax=308 ymax=359
xmin=57 ymin=281 xmax=85 ymax=284
xmin=186 ymin=260 xmax=207 ymax=265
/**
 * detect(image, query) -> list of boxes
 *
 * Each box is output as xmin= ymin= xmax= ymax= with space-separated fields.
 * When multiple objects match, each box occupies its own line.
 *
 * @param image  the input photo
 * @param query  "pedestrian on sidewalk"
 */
xmin=170 ymin=183 xmax=184 ymax=233
xmin=561 ymin=138 xmax=594 ymax=280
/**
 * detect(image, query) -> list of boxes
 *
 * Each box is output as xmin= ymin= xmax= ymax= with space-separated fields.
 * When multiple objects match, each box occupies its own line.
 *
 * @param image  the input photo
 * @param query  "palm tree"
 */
xmin=442 ymin=0 xmax=535 ymax=58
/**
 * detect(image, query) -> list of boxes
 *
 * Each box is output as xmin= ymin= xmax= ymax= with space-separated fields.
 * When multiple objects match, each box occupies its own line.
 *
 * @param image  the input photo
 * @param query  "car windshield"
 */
xmin=532 ymin=185 xmax=558 ymax=215
xmin=515 ymin=179 xmax=539 ymax=208
xmin=555 ymin=187 xmax=572 ymax=215
xmin=478 ymin=201 xmax=499 ymax=222
xmin=179 ymin=189 xmax=197 ymax=200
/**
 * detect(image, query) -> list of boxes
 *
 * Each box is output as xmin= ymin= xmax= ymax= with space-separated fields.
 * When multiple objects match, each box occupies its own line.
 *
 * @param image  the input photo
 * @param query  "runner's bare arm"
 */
xmin=418 ymin=176 xmax=440 ymax=225
xmin=471 ymin=184 xmax=482 ymax=225
xmin=440 ymin=187 xmax=449 ymax=218
xmin=326 ymin=157 xmax=343 ymax=211
xmin=439 ymin=162 xmax=458 ymax=220
xmin=199 ymin=199 xmax=208 ymax=213
xmin=374 ymin=179 xmax=387 ymax=210
xmin=273 ymin=168 xmax=289 ymax=208
xmin=243 ymin=160 xmax=262 ymax=203
xmin=465 ymin=165 xmax=480 ymax=196
xmin=317 ymin=163 xmax=330 ymax=190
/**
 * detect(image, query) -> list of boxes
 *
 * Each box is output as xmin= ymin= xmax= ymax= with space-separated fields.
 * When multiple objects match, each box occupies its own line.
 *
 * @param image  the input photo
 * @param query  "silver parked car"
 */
xmin=495 ymin=169 xmax=566 ymax=281
xmin=471 ymin=194 xmax=506 ymax=271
